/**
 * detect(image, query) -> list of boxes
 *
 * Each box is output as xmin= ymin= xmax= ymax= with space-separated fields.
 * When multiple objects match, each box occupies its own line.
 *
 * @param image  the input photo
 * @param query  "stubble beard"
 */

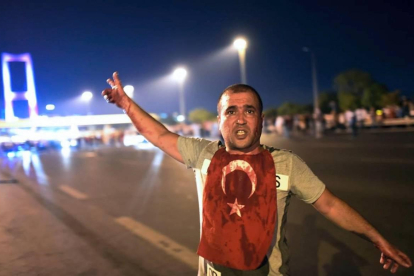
xmin=225 ymin=131 xmax=261 ymax=153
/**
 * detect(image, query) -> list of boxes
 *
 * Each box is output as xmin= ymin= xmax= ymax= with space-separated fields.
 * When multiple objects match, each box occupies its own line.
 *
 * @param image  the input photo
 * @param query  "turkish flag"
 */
xmin=197 ymin=148 xmax=277 ymax=270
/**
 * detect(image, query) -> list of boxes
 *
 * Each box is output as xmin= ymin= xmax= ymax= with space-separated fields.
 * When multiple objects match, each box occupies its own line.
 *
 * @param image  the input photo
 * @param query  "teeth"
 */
xmin=237 ymin=130 xmax=246 ymax=135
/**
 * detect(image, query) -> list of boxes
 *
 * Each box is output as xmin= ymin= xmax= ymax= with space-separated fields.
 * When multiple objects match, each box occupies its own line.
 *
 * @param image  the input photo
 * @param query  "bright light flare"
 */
xmin=60 ymin=140 xmax=71 ymax=148
xmin=176 ymin=115 xmax=185 ymax=122
xmin=233 ymin=38 xmax=247 ymax=51
xmin=81 ymin=91 xmax=93 ymax=101
xmin=124 ymin=85 xmax=134 ymax=98
xmin=46 ymin=104 xmax=55 ymax=111
xmin=123 ymin=134 xmax=145 ymax=147
xmin=11 ymin=135 xmax=26 ymax=144
xmin=172 ymin=68 xmax=187 ymax=82
xmin=61 ymin=148 xmax=71 ymax=157
xmin=70 ymin=139 xmax=78 ymax=147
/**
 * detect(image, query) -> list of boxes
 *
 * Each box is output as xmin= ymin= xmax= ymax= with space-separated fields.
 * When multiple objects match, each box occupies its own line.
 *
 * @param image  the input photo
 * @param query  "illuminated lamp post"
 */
xmin=303 ymin=47 xmax=322 ymax=138
xmin=124 ymin=85 xmax=134 ymax=98
xmin=172 ymin=68 xmax=187 ymax=121
xmin=81 ymin=91 xmax=93 ymax=115
xmin=46 ymin=104 xmax=55 ymax=111
xmin=233 ymin=37 xmax=248 ymax=84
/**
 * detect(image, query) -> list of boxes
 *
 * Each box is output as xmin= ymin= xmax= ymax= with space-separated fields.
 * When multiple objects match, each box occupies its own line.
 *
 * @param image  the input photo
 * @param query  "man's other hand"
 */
xmin=377 ymin=240 xmax=412 ymax=273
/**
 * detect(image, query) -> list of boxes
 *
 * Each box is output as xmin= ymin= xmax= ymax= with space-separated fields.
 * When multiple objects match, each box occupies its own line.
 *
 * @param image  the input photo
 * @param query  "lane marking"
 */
xmin=115 ymin=216 xmax=198 ymax=270
xmin=83 ymin=152 xmax=97 ymax=158
xmin=59 ymin=185 xmax=89 ymax=200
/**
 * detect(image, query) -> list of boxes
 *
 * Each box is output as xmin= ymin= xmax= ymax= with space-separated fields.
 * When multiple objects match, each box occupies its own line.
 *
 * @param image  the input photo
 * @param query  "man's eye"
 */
xmin=246 ymin=110 xmax=255 ymax=114
xmin=227 ymin=110 xmax=235 ymax=115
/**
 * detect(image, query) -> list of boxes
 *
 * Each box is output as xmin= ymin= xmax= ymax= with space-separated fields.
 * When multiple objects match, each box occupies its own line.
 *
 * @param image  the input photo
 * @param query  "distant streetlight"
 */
xmin=124 ymin=85 xmax=134 ymax=98
xmin=176 ymin=114 xmax=185 ymax=122
xmin=233 ymin=37 xmax=248 ymax=84
xmin=81 ymin=91 xmax=93 ymax=101
xmin=172 ymin=67 xmax=187 ymax=119
xmin=46 ymin=104 xmax=55 ymax=111
xmin=81 ymin=91 xmax=93 ymax=115
xmin=173 ymin=68 xmax=187 ymax=83
xmin=303 ymin=47 xmax=321 ymax=138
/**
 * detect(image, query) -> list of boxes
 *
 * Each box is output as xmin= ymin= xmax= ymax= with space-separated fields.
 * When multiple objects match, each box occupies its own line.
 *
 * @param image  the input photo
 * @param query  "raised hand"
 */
xmin=101 ymin=72 xmax=131 ymax=112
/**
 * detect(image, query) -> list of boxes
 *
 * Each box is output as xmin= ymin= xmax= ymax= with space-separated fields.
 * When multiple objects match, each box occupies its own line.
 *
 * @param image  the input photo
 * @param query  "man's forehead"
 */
xmin=220 ymin=91 xmax=259 ymax=108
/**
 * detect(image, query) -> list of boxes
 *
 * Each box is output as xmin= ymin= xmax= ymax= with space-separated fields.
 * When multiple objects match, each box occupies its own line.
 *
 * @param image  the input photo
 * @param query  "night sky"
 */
xmin=1 ymin=0 xmax=413 ymax=118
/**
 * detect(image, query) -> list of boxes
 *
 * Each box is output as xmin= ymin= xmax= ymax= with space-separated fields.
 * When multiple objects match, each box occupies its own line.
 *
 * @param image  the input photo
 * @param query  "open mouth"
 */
xmin=235 ymin=129 xmax=248 ymax=138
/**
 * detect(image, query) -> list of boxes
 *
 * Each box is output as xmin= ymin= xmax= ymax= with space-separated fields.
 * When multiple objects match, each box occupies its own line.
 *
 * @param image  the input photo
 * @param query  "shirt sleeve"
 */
xmin=290 ymin=154 xmax=325 ymax=204
xmin=177 ymin=136 xmax=212 ymax=168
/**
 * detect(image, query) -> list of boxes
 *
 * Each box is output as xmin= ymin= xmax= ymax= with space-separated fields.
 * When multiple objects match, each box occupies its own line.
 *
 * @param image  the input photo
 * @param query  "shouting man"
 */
xmin=102 ymin=72 xmax=411 ymax=276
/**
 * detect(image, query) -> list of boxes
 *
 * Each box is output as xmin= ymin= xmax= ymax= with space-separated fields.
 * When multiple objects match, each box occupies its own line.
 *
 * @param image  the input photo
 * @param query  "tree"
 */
xmin=361 ymin=83 xmax=388 ymax=108
xmin=188 ymin=108 xmax=216 ymax=124
xmin=277 ymin=102 xmax=309 ymax=115
xmin=263 ymin=107 xmax=278 ymax=120
xmin=380 ymin=90 xmax=400 ymax=107
xmin=263 ymin=107 xmax=278 ymax=126
xmin=318 ymin=91 xmax=338 ymax=114
xmin=160 ymin=115 xmax=179 ymax=125
xmin=334 ymin=69 xmax=374 ymax=97
xmin=338 ymin=91 xmax=358 ymax=111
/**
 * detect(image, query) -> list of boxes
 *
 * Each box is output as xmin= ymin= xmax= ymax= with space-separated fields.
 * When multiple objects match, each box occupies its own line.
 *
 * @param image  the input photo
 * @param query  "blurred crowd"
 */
xmin=265 ymin=96 xmax=414 ymax=138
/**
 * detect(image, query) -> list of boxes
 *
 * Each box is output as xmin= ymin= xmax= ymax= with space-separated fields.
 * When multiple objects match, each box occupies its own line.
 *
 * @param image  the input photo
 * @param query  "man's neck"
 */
xmin=225 ymin=144 xmax=263 ymax=155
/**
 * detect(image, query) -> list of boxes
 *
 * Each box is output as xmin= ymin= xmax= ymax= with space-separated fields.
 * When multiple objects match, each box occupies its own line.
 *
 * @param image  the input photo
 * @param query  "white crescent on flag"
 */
xmin=221 ymin=160 xmax=257 ymax=198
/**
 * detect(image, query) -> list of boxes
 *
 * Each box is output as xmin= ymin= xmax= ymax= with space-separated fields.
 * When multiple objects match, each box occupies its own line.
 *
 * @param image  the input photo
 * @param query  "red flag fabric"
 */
xmin=197 ymin=148 xmax=277 ymax=270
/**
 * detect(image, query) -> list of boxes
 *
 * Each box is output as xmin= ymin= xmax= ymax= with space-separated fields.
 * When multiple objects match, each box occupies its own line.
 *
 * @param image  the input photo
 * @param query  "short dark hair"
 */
xmin=217 ymin=84 xmax=263 ymax=114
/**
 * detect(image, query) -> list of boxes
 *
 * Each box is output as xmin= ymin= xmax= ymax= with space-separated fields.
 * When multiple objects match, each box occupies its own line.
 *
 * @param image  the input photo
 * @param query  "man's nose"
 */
xmin=237 ymin=113 xmax=247 ymax=124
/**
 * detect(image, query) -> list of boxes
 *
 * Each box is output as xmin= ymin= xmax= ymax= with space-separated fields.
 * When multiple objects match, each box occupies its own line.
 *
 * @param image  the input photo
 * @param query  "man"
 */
xmin=102 ymin=72 xmax=411 ymax=275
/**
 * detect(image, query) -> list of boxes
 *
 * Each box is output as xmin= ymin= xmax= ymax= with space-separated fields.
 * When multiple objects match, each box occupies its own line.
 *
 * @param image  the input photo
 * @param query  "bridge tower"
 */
xmin=1 ymin=53 xmax=38 ymax=121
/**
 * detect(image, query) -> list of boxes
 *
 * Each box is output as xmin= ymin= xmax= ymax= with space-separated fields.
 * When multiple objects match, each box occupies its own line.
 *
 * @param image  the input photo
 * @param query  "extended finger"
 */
xmin=383 ymin=258 xmax=392 ymax=270
xmin=389 ymin=251 xmax=412 ymax=268
xmin=390 ymin=262 xmax=399 ymax=273
xmin=380 ymin=253 xmax=385 ymax=264
xmin=107 ymin=78 xmax=116 ymax=88
xmin=113 ymin=72 xmax=123 ymax=87
xmin=399 ymin=252 xmax=412 ymax=267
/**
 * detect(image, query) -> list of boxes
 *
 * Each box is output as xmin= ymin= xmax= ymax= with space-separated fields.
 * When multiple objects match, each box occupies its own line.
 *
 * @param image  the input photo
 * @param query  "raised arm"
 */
xmin=313 ymin=188 xmax=412 ymax=273
xmin=102 ymin=72 xmax=183 ymax=163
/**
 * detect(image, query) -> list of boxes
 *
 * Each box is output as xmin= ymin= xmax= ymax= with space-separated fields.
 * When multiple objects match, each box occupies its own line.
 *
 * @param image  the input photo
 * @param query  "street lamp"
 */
xmin=81 ymin=91 xmax=93 ymax=114
xmin=46 ymin=104 xmax=55 ymax=111
xmin=172 ymin=67 xmax=187 ymax=120
xmin=81 ymin=91 xmax=93 ymax=101
xmin=303 ymin=47 xmax=321 ymax=137
xmin=233 ymin=37 xmax=248 ymax=84
xmin=124 ymin=85 xmax=134 ymax=98
xmin=302 ymin=47 xmax=319 ymax=113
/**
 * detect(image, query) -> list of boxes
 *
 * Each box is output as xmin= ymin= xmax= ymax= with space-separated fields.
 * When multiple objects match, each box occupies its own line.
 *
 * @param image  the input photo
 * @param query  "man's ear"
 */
xmin=217 ymin=115 xmax=221 ymax=129
xmin=260 ymin=113 xmax=264 ymax=128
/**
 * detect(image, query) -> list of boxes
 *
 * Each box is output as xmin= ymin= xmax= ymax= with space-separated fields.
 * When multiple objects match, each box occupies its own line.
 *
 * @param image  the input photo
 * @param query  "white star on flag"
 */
xmin=227 ymin=198 xmax=245 ymax=217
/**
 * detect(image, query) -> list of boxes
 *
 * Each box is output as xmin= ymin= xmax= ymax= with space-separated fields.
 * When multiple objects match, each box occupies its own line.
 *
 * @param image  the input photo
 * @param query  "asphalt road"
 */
xmin=1 ymin=130 xmax=413 ymax=276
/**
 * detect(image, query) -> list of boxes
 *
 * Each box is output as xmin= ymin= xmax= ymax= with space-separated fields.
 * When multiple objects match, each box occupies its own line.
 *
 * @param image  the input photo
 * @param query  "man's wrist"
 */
xmin=121 ymin=97 xmax=132 ymax=113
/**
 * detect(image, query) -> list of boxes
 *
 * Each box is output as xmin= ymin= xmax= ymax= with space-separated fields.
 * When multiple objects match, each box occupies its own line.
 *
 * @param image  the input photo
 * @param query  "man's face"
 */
xmin=218 ymin=91 xmax=263 ymax=154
